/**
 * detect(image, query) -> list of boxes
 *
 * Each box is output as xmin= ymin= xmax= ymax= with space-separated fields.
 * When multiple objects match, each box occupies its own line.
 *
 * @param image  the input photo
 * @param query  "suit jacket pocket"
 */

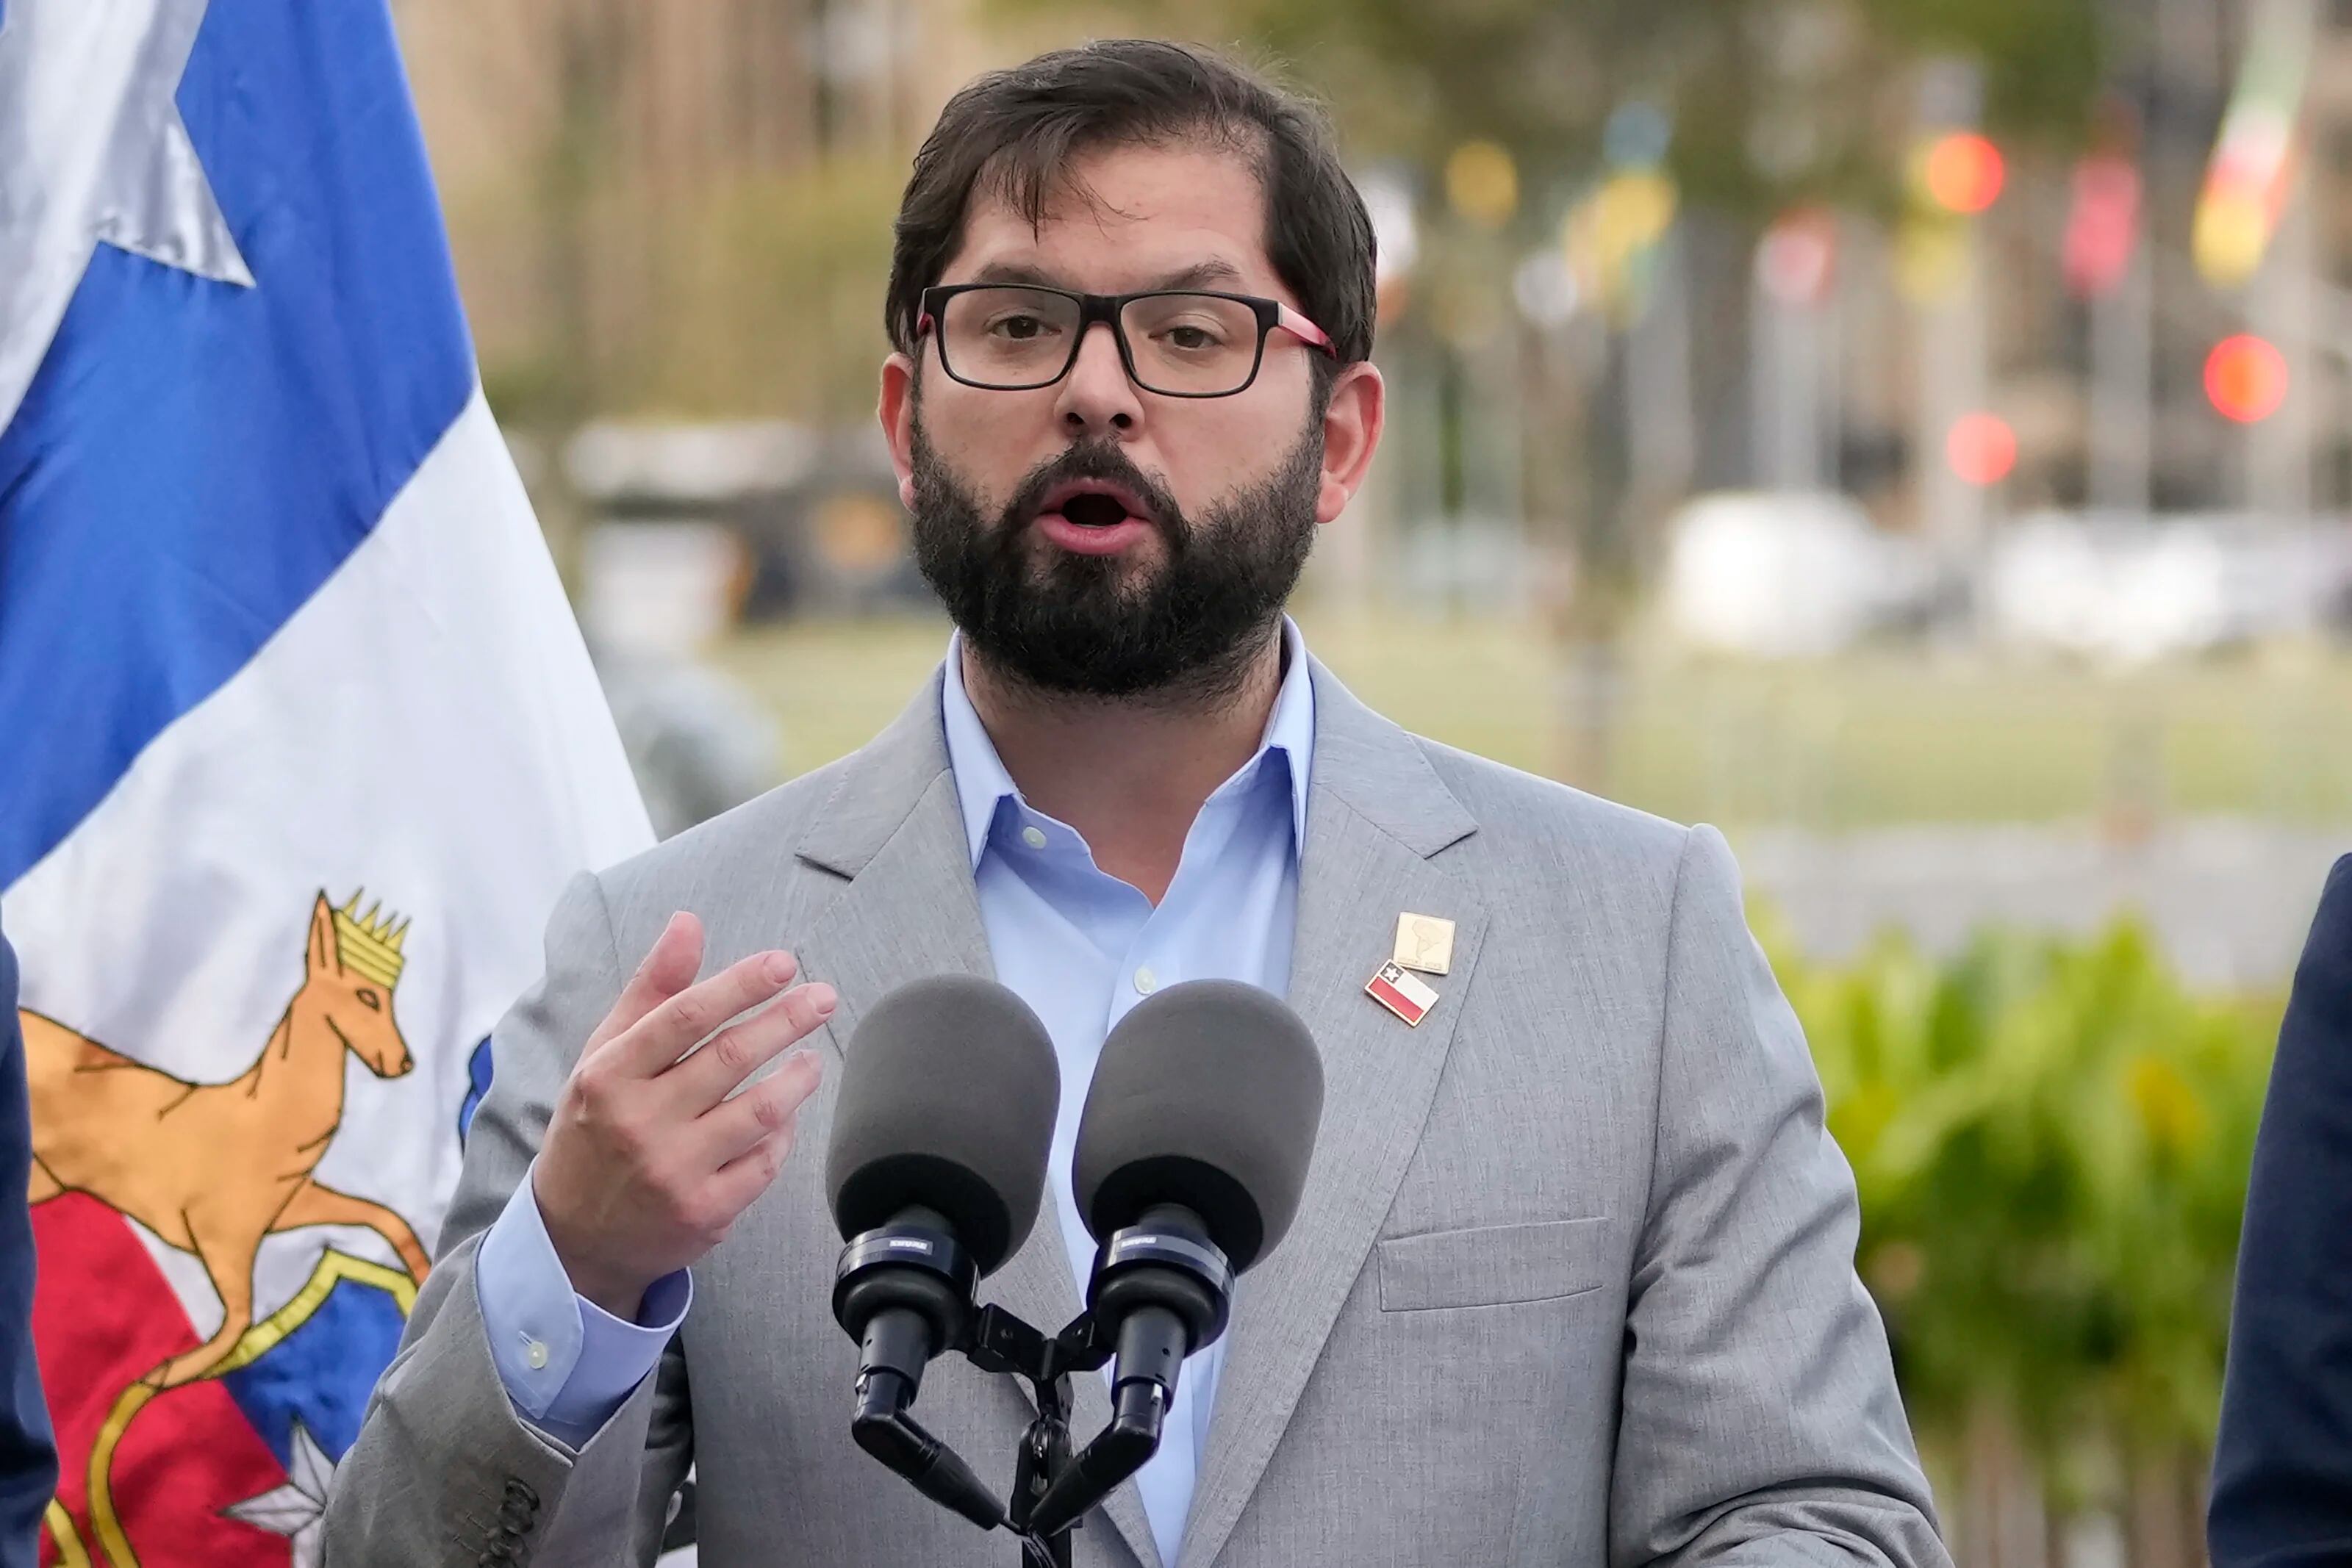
xmin=1376 ymin=1217 xmax=1612 ymax=1312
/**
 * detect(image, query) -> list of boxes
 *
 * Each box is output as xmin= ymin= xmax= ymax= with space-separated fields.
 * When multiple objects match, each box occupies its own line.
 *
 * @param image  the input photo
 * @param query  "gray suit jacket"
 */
xmin=323 ymin=659 xmax=1946 ymax=1567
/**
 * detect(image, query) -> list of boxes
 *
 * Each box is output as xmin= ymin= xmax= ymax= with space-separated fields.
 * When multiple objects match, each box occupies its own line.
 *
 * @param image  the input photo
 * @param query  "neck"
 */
xmin=242 ymin=1001 xmax=346 ymax=1121
xmin=961 ymin=626 xmax=1288 ymax=905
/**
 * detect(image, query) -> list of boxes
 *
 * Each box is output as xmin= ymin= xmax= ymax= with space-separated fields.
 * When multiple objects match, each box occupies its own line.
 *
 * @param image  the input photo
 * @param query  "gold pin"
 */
xmin=1393 ymin=913 xmax=1455 ymax=977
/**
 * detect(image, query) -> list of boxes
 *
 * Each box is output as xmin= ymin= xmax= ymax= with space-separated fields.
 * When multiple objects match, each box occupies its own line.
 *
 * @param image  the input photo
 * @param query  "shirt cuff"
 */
xmin=474 ymin=1164 xmax=692 ymax=1447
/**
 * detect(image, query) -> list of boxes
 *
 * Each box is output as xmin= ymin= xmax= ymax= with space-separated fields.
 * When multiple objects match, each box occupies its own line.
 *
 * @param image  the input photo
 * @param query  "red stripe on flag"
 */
xmin=32 ymin=1193 xmax=290 ymax=1567
xmin=1366 ymin=974 xmax=1427 ymax=1025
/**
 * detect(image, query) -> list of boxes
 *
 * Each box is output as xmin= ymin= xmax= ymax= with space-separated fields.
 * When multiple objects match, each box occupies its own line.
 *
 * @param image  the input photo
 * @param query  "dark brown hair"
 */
xmin=884 ymin=40 xmax=1377 ymax=376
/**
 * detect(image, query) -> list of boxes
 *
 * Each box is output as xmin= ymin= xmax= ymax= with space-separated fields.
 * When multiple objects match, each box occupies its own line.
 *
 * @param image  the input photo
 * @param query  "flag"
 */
xmin=1364 ymin=963 xmax=1438 ymax=1029
xmin=0 ymin=1 xmax=654 ymax=1562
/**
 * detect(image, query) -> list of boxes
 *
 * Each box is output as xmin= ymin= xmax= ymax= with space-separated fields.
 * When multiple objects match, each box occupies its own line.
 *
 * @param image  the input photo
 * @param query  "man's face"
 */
xmin=878 ymin=139 xmax=1384 ymax=700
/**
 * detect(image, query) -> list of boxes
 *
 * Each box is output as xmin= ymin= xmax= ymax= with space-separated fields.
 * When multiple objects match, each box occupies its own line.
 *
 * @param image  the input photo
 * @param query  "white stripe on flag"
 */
xmin=10 ymin=386 xmax=650 ymax=1331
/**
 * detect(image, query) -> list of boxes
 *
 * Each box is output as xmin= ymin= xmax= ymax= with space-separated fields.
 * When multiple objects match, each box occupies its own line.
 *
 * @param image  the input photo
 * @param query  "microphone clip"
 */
xmin=947 ymin=1212 xmax=1237 ymax=1564
xmin=831 ymin=1212 xmax=1238 ymax=1562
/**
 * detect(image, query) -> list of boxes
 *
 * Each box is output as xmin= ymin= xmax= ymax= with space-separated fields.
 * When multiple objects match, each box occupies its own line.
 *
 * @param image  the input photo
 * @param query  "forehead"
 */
xmin=940 ymin=140 xmax=1288 ymax=301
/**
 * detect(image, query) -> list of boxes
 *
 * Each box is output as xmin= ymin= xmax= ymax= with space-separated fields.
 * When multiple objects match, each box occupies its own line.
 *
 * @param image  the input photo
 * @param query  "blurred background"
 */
xmin=391 ymin=0 xmax=2351 ymax=1560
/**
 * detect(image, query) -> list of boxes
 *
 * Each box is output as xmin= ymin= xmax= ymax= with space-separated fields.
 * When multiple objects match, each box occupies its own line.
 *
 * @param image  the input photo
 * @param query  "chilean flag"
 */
xmin=0 ymin=1 xmax=653 ymax=1561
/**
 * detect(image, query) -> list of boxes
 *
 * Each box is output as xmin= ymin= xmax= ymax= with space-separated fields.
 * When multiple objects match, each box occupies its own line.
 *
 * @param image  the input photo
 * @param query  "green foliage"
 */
xmin=988 ymin=0 xmax=2106 ymax=220
xmin=1764 ymin=912 xmax=2278 ymax=1492
xmin=1862 ymin=0 xmax=2107 ymax=137
xmin=644 ymin=156 xmax=907 ymax=422
xmin=474 ymin=154 xmax=906 ymax=428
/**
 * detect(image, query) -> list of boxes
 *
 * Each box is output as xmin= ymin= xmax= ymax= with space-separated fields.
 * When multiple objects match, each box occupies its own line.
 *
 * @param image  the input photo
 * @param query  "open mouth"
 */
xmin=1036 ymin=478 xmax=1152 ymax=531
xmin=1061 ymin=492 xmax=1132 ymax=528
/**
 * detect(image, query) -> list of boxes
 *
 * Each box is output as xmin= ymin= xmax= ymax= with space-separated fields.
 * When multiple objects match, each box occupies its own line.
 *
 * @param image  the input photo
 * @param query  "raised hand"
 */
xmin=534 ymin=911 xmax=833 ymax=1319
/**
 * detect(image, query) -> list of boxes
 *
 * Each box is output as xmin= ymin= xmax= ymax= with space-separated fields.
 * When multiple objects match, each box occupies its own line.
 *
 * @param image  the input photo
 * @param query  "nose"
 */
xmin=1052 ymin=320 xmax=1144 ymax=438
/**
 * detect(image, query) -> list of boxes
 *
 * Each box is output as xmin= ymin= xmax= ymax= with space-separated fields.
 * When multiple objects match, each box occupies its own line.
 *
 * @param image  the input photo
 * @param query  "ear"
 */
xmin=1313 ymin=361 xmax=1386 ymax=526
xmin=879 ymin=350 xmax=920 ymax=513
xmin=307 ymin=893 xmax=340 ymax=978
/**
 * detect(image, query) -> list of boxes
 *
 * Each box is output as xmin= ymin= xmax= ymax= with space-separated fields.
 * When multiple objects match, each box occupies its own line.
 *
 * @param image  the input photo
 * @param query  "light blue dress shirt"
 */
xmin=475 ymin=619 xmax=1314 ymax=1567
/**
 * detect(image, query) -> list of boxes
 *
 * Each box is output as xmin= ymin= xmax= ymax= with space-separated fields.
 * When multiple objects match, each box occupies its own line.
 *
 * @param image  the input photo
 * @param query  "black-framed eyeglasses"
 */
xmin=916 ymin=284 xmax=1337 ymax=398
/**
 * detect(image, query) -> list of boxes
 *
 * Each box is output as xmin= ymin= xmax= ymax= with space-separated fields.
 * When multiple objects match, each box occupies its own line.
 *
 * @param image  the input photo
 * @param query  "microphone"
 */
xmin=1026 ymin=980 xmax=1323 ymax=1539
xmin=825 ymin=974 xmax=1060 ymax=1532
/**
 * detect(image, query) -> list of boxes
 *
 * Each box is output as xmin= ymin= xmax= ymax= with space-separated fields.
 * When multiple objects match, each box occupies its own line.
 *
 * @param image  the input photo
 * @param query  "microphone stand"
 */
xmin=839 ymin=1220 xmax=1230 ymax=1564
xmin=961 ymin=1302 xmax=1111 ymax=1568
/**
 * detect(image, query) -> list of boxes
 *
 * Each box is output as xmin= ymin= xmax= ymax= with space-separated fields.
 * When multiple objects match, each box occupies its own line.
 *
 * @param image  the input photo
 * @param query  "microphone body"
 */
xmin=832 ymin=1205 xmax=973 ymax=1405
xmin=1025 ymin=1202 xmax=1235 ymax=1539
xmin=822 ymin=976 xmax=1062 ymax=1536
xmin=1030 ymin=980 xmax=1324 ymax=1539
xmin=1093 ymin=1204 xmax=1231 ymax=1405
xmin=838 ymin=1207 xmax=1002 ymax=1530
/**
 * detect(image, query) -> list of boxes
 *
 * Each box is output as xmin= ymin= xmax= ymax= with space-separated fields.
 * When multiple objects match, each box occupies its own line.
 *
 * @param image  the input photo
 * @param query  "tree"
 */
xmin=990 ymin=0 xmax=2104 ymax=223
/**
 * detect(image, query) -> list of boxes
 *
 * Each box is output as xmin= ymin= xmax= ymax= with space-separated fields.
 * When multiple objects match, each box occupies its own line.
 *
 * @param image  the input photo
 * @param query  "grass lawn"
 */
xmin=708 ymin=610 xmax=2352 ymax=829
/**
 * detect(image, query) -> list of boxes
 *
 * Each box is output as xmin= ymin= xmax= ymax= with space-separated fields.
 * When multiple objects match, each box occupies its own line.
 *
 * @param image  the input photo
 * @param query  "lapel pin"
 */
xmin=1393 ymin=913 xmax=1455 ymax=977
xmin=1366 ymin=961 xmax=1438 ymax=1028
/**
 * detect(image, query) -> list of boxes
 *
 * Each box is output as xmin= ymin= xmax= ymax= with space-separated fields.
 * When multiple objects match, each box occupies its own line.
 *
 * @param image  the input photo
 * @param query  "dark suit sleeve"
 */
xmin=0 ymin=918 xmax=60 ymax=1568
xmin=2210 ymin=855 xmax=2352 ymax=1567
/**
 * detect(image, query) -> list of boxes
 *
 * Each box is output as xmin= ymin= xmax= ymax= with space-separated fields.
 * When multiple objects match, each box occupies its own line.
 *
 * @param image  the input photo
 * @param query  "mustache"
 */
xmin=1000 ymin=443 xmax=1187 ymax=543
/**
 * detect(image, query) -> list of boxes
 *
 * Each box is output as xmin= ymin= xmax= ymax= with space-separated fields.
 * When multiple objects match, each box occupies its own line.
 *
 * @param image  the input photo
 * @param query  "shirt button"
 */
xmin=1021 ymin=825 xmax=1049 ymax=849
xmin=526 ymin=1340 xmax=550 ymax=1372
xmin=1133 ymin=966 xmax=1158 ymax=996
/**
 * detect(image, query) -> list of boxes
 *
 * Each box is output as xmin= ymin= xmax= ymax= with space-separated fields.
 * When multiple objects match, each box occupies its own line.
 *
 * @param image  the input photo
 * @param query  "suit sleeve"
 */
xmin=0 ymin=921 xmax=59 ymax=1568
xmin=2208 ymin=855 xmax=2352 ymax=1567
xmin=1609 ymin=827 xmax=1949 ymax=1568
xmin=322 ymin=871 xmax=693 ymax=1567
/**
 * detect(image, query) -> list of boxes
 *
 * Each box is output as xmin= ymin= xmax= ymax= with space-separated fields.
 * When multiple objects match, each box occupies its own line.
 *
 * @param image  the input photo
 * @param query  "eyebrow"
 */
xmin=962 ymin=258 xmax=1248 ymax=292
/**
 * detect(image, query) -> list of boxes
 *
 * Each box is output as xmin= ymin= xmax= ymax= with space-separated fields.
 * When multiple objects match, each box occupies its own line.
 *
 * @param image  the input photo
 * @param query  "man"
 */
xmin=326 ymin=41 xmax=1946 ymax=1567
xmin=0 ymin=915 xmax=58 ymax=1568
xmin=2209 ymin=855 xmax=2352 ymax=1566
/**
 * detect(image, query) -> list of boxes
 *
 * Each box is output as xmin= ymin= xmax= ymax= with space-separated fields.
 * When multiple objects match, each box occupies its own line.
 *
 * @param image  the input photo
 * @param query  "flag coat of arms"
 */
xmin=0 ymin=0 xmax=654 ymax=1561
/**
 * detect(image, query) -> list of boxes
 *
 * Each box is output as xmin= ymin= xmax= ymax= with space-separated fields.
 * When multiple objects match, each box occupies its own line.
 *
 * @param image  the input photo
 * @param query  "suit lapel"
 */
xmin=791 ymin=669 xmax=1161 ymax=1568
xmin=790 ymin=673 xmax=993 ymax=1065
xmin=1177 ymin=663 xmax=1486 ymax=1568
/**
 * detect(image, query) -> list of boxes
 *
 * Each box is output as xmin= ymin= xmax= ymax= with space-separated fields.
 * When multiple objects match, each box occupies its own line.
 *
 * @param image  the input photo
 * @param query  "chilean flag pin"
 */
xmin=1366 ymin=960 xmax=1439 ymax=1027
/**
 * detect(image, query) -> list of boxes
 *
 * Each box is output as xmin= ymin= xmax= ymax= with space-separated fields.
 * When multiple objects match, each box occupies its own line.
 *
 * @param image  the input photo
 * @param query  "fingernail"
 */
xmin=665 ymin=911 xmax=689 ymax=937
xmin=765 ymin=952 xmax=797 ymax=985
xmin=808 ymin=984 xmax=837 ymax=1016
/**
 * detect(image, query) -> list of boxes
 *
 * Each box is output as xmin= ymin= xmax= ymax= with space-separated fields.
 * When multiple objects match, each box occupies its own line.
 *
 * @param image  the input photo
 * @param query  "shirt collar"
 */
xmin=939 ymin=618 xmax=1316 ymax=871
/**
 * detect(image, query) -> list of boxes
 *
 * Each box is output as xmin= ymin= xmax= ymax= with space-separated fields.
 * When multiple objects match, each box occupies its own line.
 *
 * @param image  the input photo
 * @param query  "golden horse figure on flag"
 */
xmin=20 ymin=891 xmax=433 ymax=1566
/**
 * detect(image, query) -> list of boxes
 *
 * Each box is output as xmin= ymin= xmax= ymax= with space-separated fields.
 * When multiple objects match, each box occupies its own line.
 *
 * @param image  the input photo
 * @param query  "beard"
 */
xmin=907 ymin=410 xmax=1324 ymax=703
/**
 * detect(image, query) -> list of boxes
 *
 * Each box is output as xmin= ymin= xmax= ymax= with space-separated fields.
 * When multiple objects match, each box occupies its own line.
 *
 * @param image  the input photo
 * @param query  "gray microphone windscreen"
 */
xmin=825 ymin=974 xmax=1059 ymax=1276
xmin=1071 ymin=980 xmax=1322 ymax=1272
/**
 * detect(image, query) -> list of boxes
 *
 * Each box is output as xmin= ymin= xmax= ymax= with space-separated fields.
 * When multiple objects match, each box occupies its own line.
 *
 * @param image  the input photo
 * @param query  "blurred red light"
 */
xmin=1946 ymin=412 xmax=2018 ymax=487
xmin=1925 ymin=134 xmax=2007 ymax=215
xmin=2063 ymin=155 xmax=2140 ymax=298
xmin=2204 ymin=334 xmax=2288 ymax=423
xmin=1757 ymin=206 xmax=1838 ymax=306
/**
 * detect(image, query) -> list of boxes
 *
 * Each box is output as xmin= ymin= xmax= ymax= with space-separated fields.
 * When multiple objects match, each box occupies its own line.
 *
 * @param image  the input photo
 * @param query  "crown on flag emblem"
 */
xmin=331 ymin=891 xmax=410 ymax=988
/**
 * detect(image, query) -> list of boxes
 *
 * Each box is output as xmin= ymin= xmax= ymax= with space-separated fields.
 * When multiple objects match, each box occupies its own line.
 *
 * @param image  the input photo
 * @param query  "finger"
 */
xmin=584 ymin=910 xmax=703 ymax=1059
xmin=705 ymin=1109 xmax=808 ymax=1220
xmin=667 ymin=979 xmax=836 ymax=1115
xmin=609 ymin=947 xmax=802 ymax=1079
xmin=698 ymin=1046 xmax=824 ymax=1169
